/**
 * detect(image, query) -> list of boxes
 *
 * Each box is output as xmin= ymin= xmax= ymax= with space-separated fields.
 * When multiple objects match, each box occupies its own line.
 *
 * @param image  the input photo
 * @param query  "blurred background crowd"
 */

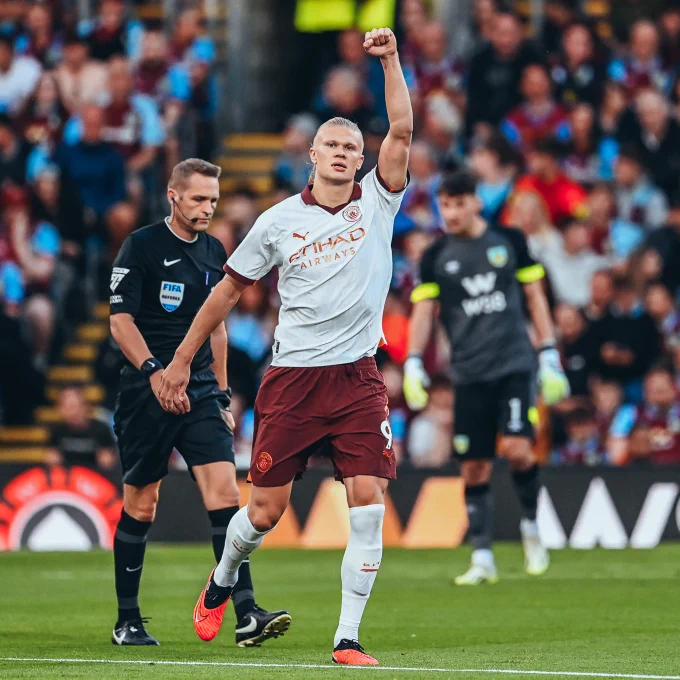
xmin=3 ymin=0 xmax=680 ymax=471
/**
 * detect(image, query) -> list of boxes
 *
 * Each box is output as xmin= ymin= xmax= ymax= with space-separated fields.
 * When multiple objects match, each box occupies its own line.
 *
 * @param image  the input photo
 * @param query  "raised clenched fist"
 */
xmin=363 ymin=27 xmax=397 ymax=58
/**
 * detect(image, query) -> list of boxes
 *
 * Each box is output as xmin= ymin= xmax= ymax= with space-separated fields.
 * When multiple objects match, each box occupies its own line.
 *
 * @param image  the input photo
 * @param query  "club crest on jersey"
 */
xmin=486 ymin=246 xmax=508 ymax=268
xmin=454 ymin=435 xmax=470 ymax=454
xmin=342 ymin=204 xmax=362 ymax=222
xmin=160 ymin=281 xmax=184 ymax=312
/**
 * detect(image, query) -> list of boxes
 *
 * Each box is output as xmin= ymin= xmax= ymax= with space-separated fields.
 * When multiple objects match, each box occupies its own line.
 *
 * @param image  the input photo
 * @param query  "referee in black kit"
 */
xmin=109 ymin=159 xmax=290 ymax=646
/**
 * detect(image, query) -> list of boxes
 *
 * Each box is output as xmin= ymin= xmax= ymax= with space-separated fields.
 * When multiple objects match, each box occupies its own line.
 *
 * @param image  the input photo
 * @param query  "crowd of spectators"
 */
xmin=0 ymin=0 xmax=218 ymax=423
xmin=271 ymin=0 xmax=680 ymax=470
xmin=4 ymin=0 xmax=680 ymax=471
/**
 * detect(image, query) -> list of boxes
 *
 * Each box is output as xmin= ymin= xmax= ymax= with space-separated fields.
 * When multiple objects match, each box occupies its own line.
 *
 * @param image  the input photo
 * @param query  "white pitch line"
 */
xmin=0 ymin=658 xmax=679 ymax=679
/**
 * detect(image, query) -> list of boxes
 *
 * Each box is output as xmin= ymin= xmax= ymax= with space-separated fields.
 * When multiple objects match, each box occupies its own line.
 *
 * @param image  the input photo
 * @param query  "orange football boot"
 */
xmin=193 ymin=568 xmax=232 ymax=641
xmin=332 ymin=639 xmax=379 ymax=665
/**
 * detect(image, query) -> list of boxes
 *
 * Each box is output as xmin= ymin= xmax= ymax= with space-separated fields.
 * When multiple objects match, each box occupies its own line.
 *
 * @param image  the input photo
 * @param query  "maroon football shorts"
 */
xmin=248 ymin=356 xmax=397 ymax=487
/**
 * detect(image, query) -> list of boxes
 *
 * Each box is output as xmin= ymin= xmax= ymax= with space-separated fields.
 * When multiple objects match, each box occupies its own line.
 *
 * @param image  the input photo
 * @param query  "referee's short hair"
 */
xmin=438 ymin=170 xmax=479 ymax=198
xmin=168 ymin=158 xmax=222 ymax=190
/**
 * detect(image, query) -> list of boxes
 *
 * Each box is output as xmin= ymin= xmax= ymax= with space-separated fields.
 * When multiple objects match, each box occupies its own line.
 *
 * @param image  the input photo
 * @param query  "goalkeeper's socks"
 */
xmin=214 ymin=506 xmax=269 ymax=588
xmin=334 ymin=504 xmax=384 ymax=648
xmin=114 ymin=510 xmax=151 ymax=624
xmin=465 ymin=483 xmax=493 ymax=551
xmin=511 ymin=464 xmax=540 ymax=521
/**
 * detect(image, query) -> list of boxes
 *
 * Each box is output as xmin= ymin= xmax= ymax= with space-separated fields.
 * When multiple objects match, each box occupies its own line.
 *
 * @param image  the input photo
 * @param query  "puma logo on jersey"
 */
xmin=293 ymin=232 xmax=309 ymax=241
xmin=461 ymin=272 xmax=497 ymax=297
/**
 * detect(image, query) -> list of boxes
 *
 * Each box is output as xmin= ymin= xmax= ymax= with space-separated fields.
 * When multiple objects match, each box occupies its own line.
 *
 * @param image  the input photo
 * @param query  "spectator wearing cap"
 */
xmin=14 ymin=2 xmax=62 ymax=69
xmin=466 ymin=11 xmax=542 ymax=138
xmin=540 ymin=221 xmax=610 ymax=308
xmin=644 ymin=282 xmax=680 ymax=353
xmin=0 ymin=33 xmax=41 ymax=114
xmin=501 ymin=63 xmax=570 ymax=152
xmin=551 ymin=22 xmax=607 ymax=109
xmin=511 ymin=139 xmax=588 ymax=228
xmin=273 ymin=114 xmax=319 ymax=193
xmin=609 ymin=366 xmax=680 ymax=465
xmin=393 ymin=140 xmax=441 ymax=236
xmin=613 ymin=144 xmax=668 ymax=232
xmin=590 ymin=276 xmax=661 ymax=400
xmin=632 ymin=89 xmax=680 ymax=200
xmin=54 ymin=104 xmax=126 ymax=228
xmin=54 ymin=32 xmax=108 ymax=114
xmin=608 ymin=20 xmax=674 ymax=97
xmin=470 ymin=132 xmax=520 ymax=223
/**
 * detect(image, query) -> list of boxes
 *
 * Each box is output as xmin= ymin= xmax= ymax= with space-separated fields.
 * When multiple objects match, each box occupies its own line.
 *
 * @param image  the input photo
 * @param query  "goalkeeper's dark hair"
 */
xmin=438 ymin=170 xmax=479 ymax=198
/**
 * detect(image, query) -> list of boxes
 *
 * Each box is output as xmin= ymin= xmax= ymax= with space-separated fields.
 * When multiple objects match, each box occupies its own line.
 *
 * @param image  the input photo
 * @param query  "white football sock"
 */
xmin=213 ymin=506 xmax=271 ymax=588
xmin=334 ymin=504 xmax=385 ymax=648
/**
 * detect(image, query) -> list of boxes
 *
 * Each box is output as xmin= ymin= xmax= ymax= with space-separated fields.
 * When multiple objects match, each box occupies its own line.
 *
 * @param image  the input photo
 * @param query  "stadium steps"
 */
xmin=216 ymin=133 xmax=283 ymax=197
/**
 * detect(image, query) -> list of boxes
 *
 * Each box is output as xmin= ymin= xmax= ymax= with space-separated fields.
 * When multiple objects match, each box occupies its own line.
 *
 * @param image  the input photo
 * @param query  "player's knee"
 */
xmin=346 ymin=476 xmax=388 ymax=508
xmin=247 ymin=499 xmax=284 ymax=532
xmin=204 ymin=483 xmax=240 ymax=511
xmin=124 ymin=486 xmax=160 ymax=523
xmin=461 ymin=460 xmax=492 ymax=486
xmin=499 ymin=438 xmax=535 ymax=469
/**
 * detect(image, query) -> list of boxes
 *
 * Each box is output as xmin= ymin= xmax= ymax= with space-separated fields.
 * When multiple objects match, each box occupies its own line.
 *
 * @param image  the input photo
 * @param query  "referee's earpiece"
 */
xmin=171 ymin=194 xmax=199 ymax=224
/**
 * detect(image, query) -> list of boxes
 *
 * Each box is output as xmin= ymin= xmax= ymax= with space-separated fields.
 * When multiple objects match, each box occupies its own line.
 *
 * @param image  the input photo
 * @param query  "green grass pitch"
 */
xmin=1 ymin=544 xmax=679 ymax=679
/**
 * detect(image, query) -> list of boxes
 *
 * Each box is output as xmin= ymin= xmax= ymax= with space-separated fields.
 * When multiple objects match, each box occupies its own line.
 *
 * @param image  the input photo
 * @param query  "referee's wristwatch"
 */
xmin=140 ymin=357 xmax=164 ymax=379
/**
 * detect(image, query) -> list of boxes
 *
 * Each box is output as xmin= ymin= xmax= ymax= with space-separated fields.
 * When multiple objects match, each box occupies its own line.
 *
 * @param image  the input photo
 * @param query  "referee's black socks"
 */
xmin=511 ymin=464 xmax=540 ymax=521
xmin=114 ymin=510 xmax=152 ymax=624
xmin=208 ymin=506 xmax=255 ymax=620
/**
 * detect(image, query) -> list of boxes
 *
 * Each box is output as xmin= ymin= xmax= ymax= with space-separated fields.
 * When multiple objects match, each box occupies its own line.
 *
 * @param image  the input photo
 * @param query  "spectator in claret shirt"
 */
xmin=609 ymin=366 xmax=680 ymax=465
xmin=501 ymin=63 xmax=570 ymax=152
xmin=551 ymin=22 xmax=606 ymax=109
xmin=614 ymin=144 xmax=668 ymax=232
xmin=553 ymin=406 xmax=608 ymax=466
xmin=608 ymin=20 xmax=674 ymax=97
xmin=512 ymin=139 xmax=588 ymax=228
xmin=466 ymin=11 xmax=541 ymax=138
xmin=632 ymin=89 xmax=680 ymax=201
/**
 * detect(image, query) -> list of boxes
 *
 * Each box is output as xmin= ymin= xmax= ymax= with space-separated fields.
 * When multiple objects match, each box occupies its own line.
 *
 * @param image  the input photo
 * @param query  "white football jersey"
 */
xmin=225 ymin=167 xmax=407 ymax=367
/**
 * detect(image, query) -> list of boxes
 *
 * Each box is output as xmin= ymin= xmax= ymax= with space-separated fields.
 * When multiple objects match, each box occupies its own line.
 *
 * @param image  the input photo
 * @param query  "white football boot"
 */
xmin=521 ymin=518 xmax=550 ymax=576
xmin=454 ymin=549 xmax=499 ymax=585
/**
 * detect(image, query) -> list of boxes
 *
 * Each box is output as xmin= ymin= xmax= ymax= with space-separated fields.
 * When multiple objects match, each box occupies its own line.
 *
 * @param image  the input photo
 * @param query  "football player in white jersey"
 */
xmin=159 ymin=27 xmax=411 ymax=665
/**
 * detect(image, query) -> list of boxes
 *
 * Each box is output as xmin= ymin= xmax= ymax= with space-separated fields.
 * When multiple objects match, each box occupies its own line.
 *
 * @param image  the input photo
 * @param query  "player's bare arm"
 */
xmin=110 ymin=312 xmax=185 ymax=415
xmin=365 ymin=28 xmax=412 ymax=191
xmin=523 ymin=281 xmax=556 ymax=345
xmin=210 ymin=321 xmax=236 ymax=431
xmin=158 ymin=275 xmax=246 ymax=404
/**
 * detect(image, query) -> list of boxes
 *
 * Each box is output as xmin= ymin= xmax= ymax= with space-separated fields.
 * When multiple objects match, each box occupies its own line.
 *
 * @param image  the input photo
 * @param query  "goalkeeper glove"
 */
xmin=403 ymin=356 xmax=430 ymax=411
xmin=538 ymin=343 xmax=570 ymax=406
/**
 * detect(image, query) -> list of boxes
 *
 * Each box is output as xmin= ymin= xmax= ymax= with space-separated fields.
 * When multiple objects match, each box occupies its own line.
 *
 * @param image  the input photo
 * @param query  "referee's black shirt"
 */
xmin=110 ymin=220 xmax=227 ymax=378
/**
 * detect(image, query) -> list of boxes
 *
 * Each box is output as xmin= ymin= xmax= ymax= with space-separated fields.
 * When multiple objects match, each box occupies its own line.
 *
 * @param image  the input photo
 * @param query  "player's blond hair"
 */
xmin=308 ymin=117 xmax=364 ymax=184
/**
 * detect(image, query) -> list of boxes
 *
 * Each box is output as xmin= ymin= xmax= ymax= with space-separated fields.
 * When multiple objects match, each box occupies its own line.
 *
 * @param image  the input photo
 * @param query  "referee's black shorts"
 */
xmin=452 ymin=371 xmax=538 ymax=460
xmin=114 ymin=368 xmax=234 ymax=487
